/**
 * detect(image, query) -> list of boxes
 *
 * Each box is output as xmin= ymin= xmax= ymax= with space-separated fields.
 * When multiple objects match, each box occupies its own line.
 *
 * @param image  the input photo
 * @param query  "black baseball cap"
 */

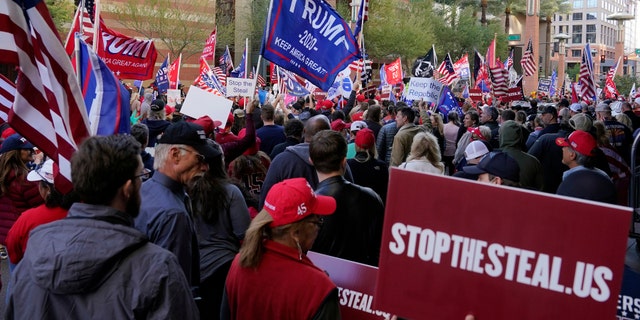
xmin=158 ymin=122 xmax=221 ymax=159
xmin=541 ymin=106 xmax=558 ymax=117
xmin=462 ymin=151 xmax=520 ymax=182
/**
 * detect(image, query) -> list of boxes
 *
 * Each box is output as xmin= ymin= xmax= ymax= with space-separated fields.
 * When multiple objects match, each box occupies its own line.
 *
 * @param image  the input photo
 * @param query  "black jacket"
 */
xmin=311 ymin=176 xmax=384 ymax=266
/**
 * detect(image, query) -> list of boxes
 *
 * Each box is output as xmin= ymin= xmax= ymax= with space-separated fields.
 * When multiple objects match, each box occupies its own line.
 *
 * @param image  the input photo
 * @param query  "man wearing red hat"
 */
xmin=555 ymin=130 xmax=616 ymax=204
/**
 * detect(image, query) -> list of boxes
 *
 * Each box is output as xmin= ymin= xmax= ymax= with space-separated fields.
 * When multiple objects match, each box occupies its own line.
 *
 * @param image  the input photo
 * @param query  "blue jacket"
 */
xmin=135 ymin=172 xmax=200 ymax=288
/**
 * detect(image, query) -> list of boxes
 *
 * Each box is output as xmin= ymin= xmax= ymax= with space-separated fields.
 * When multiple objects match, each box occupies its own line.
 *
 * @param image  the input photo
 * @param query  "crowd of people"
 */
xmin=0 ymin=80 xmax=635 ymax=318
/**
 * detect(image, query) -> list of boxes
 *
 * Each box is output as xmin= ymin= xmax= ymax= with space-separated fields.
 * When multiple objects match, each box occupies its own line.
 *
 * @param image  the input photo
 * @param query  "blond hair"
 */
xmin=407 ymin=132 xmax=444 ymax=172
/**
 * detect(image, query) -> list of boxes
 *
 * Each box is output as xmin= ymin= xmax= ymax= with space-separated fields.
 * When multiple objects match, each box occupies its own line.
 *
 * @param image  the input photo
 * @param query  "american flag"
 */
xmin=64 ymin=0 xmax=96 ymax=54
xmin=437 ymin=53 xmax=459 ymax=86
xmin=194 ymin=57 xmax=225 ymax=96
xmin=579 ymin=43 xmax=596 ymax=103
xmin=212 ymin=66 xmax=226 ymax=86
xmin=349 ymin=59 xmax=365 ymax=72
xmin=248 ymin=68 xmax=267 ymax=88
xmin=0 ymin=74 xmax=15 ymax=123
xmin=504 ymin=48 xmax=514 ymax=70
xmin=219 ymin=45 xmax=234 ymax=76
xmin=489 ymin=61 xmax=509 ymax=98
xmin=0 ymin=0 xmax=91 ymax=193
xmin=520 ymin=38 xmax=536 ymax=77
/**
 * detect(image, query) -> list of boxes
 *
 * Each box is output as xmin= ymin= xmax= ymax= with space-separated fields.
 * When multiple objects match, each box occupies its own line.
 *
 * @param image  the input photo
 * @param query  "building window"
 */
xmin=586 ymin=13 xmax=596 ymax=20
xmin=572 ymin=50 xmax=581 ymax=57
xmin=572 ymin=25 xmax=583 ymax=44
xmin=586 ymin=24 xmax=596 ymax=43
xmin=572 ymin=12 xmax=583 ymax=20
xmin=558 ymin=15 xmax=563 ymax=21
xmin=574 ymin=0 xmax=583 ymax=8
xmin=587 ymin=0 xmax=597 ymax=7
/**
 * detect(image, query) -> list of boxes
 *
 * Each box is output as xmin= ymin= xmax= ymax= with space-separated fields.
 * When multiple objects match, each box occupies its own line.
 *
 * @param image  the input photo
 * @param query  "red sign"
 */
xmin=384 ymin=58 xmax=403 ymax=85
xmin=97 ymin=20 xmax=158 ymax=80
xmin=468 ymin=88 xmax=482 ymax=102
xmin=201 ymin=27 xmax=217 ymax=61
xmin=308 ymin=252 xmax=391 ymax=320
xmin=501 ymin=87 xmax=524 ymax=103
xmin=375 ymin=168 xmax=631 ymax=320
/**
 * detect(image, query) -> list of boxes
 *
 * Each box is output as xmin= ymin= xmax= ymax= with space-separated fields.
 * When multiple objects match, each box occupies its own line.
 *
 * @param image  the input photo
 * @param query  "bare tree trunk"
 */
xmin=504 ymin=7 xmax=511 ymax=34
xmin=481 ymin=0 xmax=487 ymax=26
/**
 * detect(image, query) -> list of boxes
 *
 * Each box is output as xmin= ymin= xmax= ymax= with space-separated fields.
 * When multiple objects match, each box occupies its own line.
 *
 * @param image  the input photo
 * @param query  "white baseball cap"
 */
xmin=27 ymin=159 xmax=54 ymax=184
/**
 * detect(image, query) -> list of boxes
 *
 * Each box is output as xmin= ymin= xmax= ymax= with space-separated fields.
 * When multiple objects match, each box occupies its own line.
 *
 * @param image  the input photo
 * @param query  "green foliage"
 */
xmin=614 ymin=75 xmax=638 ymax=96
xmin=363 ymin=0 xmax=436 ymax=66
xmin=566 ymin=63 xmax=580 ymax=81
xmin=46 ymin=0 xmax=75 ymax=36
xmin=111 ymin=0 xmax=215 ymax=59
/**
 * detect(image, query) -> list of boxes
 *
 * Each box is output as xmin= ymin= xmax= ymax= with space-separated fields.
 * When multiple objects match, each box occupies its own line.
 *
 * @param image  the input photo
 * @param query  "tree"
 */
xmin=111 ymin=0 xmax=215 ymax=60
xmin=541 ymin=0 xmax=571 ymax=77
xmin=566 ymin=63 xmax=580 ymax=81
xmin=614 ymin=75 xmax=638 ymax=97
xmin=352 ymin=0 xmax=438 ymax=70
xmin=47 ymin=0 xmax=75 ymax=37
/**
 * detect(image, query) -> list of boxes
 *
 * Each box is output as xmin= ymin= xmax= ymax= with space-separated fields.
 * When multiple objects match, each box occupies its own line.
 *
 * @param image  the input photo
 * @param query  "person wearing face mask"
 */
xmin=222 ymin=178 xmax=338 ymax=320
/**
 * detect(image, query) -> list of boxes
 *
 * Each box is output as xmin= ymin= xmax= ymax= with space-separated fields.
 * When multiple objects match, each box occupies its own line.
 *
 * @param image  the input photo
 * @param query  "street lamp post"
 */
xmin=607 ymin=13 xmax=634 ymax=76
xmin=553 ymin=33 xmax=570 ymax=95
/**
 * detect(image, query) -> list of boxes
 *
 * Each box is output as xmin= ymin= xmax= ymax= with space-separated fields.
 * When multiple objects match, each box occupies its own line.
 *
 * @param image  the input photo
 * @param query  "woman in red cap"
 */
xmin=0 ymin=134 xmax=44 ymax=259
xmin=222 ymin=178 xmax=338 ymax=320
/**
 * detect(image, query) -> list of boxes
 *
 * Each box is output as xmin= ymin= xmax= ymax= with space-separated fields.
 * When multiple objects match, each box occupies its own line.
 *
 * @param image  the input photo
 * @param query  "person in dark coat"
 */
xmin=556 ymin=130 xmax=617 ymax=204
xmin=6 ymin=135 xmax=198 ymax=319
xmin=347 ymin=128 xmax=389 ymax=203
xmin=310 ymin=130 xmax=384 ymax=266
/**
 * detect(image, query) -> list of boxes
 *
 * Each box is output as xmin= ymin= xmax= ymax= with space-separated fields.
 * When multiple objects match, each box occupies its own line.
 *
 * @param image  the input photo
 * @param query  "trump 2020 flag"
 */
xmin=260 ymin=0 xmax=361 ymax=91
xmin=77 ymin=36 xmax=131 ymax=135
xmin=156 ymin=56 xmax=170 ymax=94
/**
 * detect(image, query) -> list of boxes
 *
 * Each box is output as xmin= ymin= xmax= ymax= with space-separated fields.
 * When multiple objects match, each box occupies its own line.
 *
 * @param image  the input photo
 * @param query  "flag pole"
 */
xmin=253 ymin=56 xmax=262 ymax=96
xmin=176 ymin=53 xmax=182 ymax=90
xmin=74 ymin=35 xmax=81 ymax=83
xmin=64 ymin=2 xmax=82 ymax=49
xmin=245 ymin=38 xmax=249 ymax=80
xmin=276 ymin=65 xmax=281 ymax=95
xmin=92 ymin=0 xmax=101 ymax=52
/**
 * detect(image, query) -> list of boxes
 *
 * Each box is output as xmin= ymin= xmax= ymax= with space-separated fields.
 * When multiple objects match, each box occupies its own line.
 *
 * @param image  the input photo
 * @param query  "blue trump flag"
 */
xmin=260 ymin=0 xmax=361 ymax=91
xmin=437 ymin=85 xmax=463 ymax=122
xmin=550 ymin=69 xmax=557 ymax=96
xmin=77 ymin=36 xmax=131 ymax=135
xmin=155 ymin=56 xmax=169 ymax=94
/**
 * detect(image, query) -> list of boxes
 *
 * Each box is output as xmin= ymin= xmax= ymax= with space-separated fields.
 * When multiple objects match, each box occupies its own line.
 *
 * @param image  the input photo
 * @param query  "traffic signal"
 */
xmin=624 ymin=56 xmax=628 ymax=64
xmin=600 ymin=55 xmax=606 ymax=63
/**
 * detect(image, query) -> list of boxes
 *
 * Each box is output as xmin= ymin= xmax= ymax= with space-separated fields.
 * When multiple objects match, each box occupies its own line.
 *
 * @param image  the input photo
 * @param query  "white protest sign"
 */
xmin=226 ymin=77 xmax=255 ymax=97
xmin=166 ymin=89 xmax=181 ymax=108
xmin=181 ymin=86 xmax=233 ymax=127
xmin=406 ymin=77 xmax=442 ymax=103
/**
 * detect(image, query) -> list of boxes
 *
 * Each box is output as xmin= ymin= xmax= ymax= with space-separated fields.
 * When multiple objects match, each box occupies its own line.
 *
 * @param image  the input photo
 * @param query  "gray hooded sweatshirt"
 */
xmin=6 ymin=203 xmax=198 ymax=320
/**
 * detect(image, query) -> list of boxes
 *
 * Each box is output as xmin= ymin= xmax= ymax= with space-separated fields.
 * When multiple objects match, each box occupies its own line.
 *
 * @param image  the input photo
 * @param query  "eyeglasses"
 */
xmin=134 ymin=168 xmax=152 ymax=181
xmin=307 ymin=217 xmax=324 ymax=228
xmin=178 ymin=147 xmax=205 ymax=163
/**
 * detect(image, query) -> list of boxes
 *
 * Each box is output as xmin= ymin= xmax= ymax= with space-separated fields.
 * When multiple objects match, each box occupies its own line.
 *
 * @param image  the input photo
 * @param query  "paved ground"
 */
xmin=0 ymin=258 xmax=8 ymax=314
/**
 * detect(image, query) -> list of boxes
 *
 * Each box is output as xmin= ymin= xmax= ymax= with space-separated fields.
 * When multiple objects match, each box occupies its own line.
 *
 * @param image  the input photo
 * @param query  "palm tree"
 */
xmin=541 ymin=0 xmax=572 ymax=77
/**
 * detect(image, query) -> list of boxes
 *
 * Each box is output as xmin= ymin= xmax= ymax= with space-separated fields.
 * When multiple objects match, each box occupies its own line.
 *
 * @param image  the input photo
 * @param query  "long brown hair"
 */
xmin=0 ymin=150 xmax=29 ymax=196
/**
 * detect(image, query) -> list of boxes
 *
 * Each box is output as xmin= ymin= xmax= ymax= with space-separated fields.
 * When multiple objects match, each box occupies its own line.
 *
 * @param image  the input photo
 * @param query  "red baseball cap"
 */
xmin=264 ymin=178 xmax=336 ymax=227
xmin=356 ymin=94 xmax=366 ymax=102
xmin=555 ymin=130 xmax=597 ymax=156
xmin=355 ymin=128 xmax=375 ymax=149
xmin=331 ymin=119 xmax=350 ymax=132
